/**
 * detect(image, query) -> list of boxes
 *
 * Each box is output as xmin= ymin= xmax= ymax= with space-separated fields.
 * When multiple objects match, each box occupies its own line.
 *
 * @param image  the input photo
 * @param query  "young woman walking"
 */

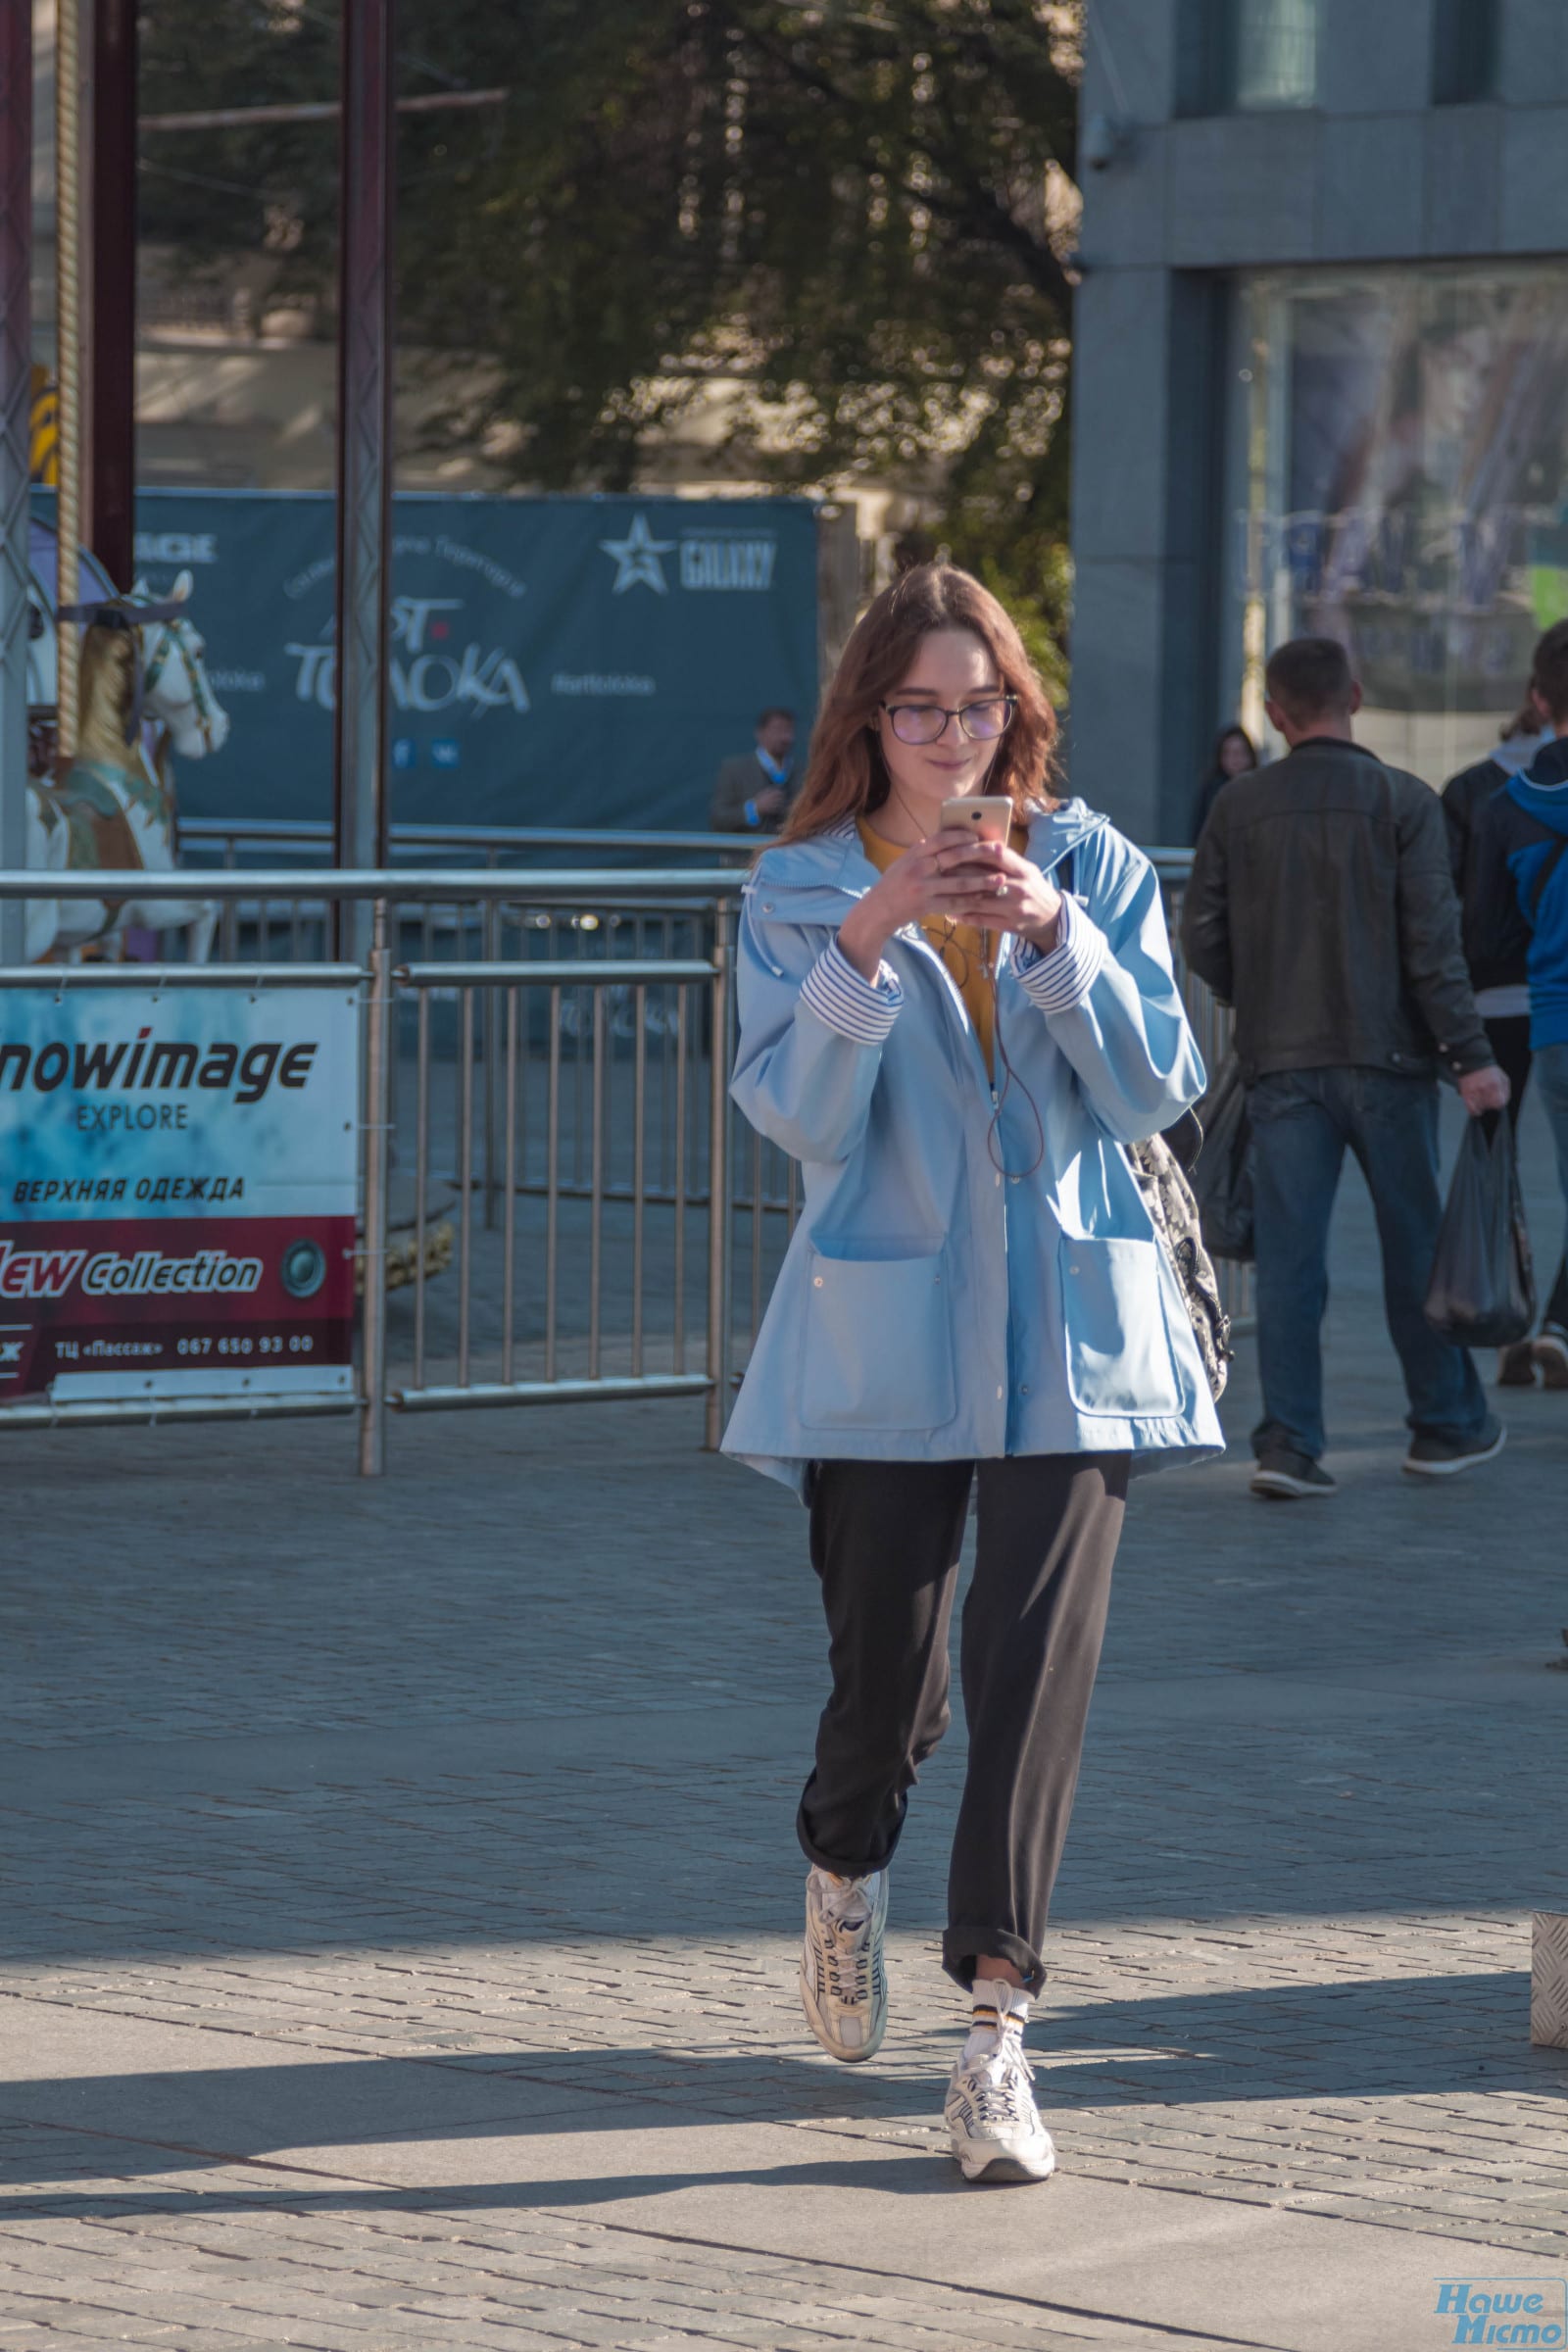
xmin=722 ymin=564 xmax=1222 ymax=2185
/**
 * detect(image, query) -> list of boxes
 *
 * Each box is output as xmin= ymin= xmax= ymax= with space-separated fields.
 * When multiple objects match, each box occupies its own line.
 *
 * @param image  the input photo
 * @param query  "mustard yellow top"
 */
xmin=858 ymin=818 xmax=1025 ymax=1076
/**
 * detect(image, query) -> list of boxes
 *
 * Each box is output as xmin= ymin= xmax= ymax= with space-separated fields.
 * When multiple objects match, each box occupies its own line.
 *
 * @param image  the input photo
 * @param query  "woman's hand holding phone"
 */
xmin=836 ymin=828 xmax=1063 ymax=981
xmin=930 ymin=840 xmax=1064 ymax=950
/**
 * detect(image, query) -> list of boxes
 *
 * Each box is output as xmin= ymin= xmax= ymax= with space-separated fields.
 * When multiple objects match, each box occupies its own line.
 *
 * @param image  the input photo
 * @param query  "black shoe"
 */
xmin=1402 ymin=1415 xmax=1506 ymax=1479
xmin=1533 ymin=1326 xmax=1568 ymax=1391
xmin=1250 ymin=1448 xmax=1337 ymax=1500
xmin=1497 ymin=1339 xmax=1538 ymax=1388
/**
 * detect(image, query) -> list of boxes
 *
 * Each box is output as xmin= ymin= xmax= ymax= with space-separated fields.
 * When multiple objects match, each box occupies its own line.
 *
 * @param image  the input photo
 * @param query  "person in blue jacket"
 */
xmin=1470 ymin=620 xmax=1568 ymax=1381
xmin=722 ymin=563 xmax=1221 ymax=2186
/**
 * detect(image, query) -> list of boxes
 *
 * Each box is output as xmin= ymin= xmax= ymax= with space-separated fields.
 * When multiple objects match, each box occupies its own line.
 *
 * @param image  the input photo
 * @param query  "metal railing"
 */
xmin=0 ymin=850 xmax=1245 ymax=1467
xmin=0 ymin=867 xmax=745 ymax=1471
xmin=389 ymin=935 xmax=731 ymax=1443
xmin=179 ymin=815 xmax=755 ymax=875
xmin=180 ymin=813 xmax=1200 ymax=886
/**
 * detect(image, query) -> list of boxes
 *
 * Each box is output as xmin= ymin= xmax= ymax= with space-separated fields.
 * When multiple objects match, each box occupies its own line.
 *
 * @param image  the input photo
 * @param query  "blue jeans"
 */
xmin=1248 ymin=1066 xmax=1487 ymax=1462
xmin=1534 ymin=1042 xmax=1568 ymax=1334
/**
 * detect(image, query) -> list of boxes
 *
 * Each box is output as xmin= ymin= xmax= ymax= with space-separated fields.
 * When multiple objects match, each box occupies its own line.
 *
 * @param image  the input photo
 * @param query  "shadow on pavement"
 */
xmin=3 ymin=1966 xmax=1561 ymax=2199
xmin=0 ymin=2156 xmax=998 ymax=2224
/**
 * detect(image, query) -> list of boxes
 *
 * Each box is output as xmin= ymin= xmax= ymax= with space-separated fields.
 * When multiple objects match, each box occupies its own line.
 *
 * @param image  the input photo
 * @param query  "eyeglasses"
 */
xmin=880 ymin=696 xmax=1015 ymax=746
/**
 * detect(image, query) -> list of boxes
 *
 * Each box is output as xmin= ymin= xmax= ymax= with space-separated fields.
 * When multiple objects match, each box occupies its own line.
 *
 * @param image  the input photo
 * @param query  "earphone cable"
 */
xmin=984 ymin=940 xmax=1046 ymax=1182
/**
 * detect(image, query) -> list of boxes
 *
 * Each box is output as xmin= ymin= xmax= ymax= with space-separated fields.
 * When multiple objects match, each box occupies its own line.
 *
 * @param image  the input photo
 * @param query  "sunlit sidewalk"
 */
xmin=1 ymin=1095 xmax=1565 ymax=2351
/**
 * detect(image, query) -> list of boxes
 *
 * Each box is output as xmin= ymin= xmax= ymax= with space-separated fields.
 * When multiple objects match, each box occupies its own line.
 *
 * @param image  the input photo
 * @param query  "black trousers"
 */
xmin=1488 ymin=1013 xmax=1534 ymax=1130
xmin=797 ymin=1453 xmax=1129 ymax=1995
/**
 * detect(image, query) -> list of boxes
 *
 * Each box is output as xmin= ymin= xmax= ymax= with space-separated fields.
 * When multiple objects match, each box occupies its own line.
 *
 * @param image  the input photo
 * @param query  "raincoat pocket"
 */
xmin=799 ymin=1247 xmax=956 ymax=1431
xmin=1058 ymin=1235 xmax=1181 ymax=1417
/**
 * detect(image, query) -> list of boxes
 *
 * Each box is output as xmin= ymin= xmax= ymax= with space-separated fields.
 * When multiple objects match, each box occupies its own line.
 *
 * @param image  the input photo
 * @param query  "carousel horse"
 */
xmin=18 ymin=778 xmax=70 ymax=962
xmin=38 ymin=568 xmax=229 ymax=962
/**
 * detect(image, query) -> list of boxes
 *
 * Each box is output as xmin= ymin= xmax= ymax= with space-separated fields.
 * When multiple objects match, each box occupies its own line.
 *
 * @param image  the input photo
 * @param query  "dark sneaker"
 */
xmin=1533 ymin=1327 xmax=1568 ymax=1391
xmin=1497 ymin=1340 xmax=1538 ymax=1388
xmin=1250 ymin=1449 xmax=1337 ymax=1499
xmin=1402 ymin=1416 xmax=1506 ymax=1479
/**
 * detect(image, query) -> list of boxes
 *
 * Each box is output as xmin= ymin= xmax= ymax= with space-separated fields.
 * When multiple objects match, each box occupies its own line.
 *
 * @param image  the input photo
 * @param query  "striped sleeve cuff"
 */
xmin=799 ymin=939 xmax=904 ymax=1044
xmin=1013 ymin=894 xmax=1107 ymax=1015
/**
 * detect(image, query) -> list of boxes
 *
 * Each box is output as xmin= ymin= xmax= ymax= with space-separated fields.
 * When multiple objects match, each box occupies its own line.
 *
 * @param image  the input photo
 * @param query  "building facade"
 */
xmin=1070 ymin=0 xmax=1568 ymax=845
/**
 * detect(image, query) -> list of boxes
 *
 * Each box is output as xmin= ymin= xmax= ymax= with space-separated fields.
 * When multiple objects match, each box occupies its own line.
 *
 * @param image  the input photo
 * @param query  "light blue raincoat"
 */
xmin=721 ymin=800 xmax=1226 ymax=1494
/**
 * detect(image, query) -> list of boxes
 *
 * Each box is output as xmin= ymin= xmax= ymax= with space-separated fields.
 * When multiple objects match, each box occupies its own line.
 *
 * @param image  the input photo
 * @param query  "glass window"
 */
xmin=1233 ymin=0 xmax=1319 ymax=109
xmin=1227 ymin=264 xmax=1568 ymax=786
xmin=1433 ymin=0 xmax=1498 ymax=103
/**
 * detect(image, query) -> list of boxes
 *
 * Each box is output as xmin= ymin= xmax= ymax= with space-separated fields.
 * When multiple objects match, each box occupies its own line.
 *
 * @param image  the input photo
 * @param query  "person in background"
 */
xmin=710 ymin=707 xmax=798 ymax=833
xmin=1468 ymin=622 xmax=1568 ymax=1389
xmin=1182 ymin=636 xmax=1510 ymax=1499
xmin=1192 ymin=724 xmax=1258 ymax=843
xmin=1444 ymin=651 xmax=1568 ymax=1386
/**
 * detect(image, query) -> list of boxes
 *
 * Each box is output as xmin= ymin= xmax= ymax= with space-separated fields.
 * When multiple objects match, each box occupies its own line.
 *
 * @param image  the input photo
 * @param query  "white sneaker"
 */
xmin=945 ymin=1978 xmax=1056 ymax=2184
xmin=800 ymin=1866 xmax=888 ymax=2063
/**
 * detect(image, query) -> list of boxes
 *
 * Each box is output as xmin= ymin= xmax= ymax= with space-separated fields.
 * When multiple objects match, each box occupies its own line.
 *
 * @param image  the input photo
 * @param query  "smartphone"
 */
xmin=940 ymin=795 xmax=1012 ymax=846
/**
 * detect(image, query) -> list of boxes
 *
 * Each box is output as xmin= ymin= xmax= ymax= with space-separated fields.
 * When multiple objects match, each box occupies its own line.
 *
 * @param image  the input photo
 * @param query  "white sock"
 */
xmin=964 ymin=1975 xmax=1030 ymax=2059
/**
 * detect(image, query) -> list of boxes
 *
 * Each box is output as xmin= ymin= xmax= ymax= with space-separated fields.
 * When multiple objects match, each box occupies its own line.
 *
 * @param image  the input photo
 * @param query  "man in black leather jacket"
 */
xmin=1183 ymin=637 xmax=1509 ymax=1499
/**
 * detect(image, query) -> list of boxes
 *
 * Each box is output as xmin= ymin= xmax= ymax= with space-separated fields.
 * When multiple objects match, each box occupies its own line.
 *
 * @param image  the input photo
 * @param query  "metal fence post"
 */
xmin=705 ymin=897 xmax=733 ymax=1450
xmin=359 ymin=895 xmax=391 ymax=1476
xmin=332 ymin=0 xmax=395 ymax=961
xmin=0 ymin=0 xmax=31 ymax=967
xmin=482 ymin=894 xmax=499 ymax=1228
xmin=53 ymin=0 xmax=82 ymax=762
xmin=90 ymin=0 xmax=139 ymax=592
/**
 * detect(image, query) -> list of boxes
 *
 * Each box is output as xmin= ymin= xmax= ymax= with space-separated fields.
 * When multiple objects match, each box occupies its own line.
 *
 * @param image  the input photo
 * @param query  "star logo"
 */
xmin=600 ymin=513 xmax=675 ymax=595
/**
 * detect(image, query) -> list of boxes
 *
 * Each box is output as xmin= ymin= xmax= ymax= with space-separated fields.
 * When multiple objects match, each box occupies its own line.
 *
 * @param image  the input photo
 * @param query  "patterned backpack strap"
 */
xmin=1055 ymin=831 xmax=1229 ymax=1396
xmin=1110 ymin=832 xmax=1229 ymax=1399
xmin=1127 ymin=1131 xmax=1232 ymax=1402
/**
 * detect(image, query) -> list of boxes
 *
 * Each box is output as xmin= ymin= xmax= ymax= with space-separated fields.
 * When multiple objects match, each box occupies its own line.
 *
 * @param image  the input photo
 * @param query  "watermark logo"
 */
xmin=1432 ymin=2280 xmax=1568 ymax=2346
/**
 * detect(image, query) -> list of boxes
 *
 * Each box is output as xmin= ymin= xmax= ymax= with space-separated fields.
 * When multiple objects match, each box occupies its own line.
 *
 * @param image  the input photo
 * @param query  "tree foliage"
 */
xmin=139 ymin=3 xmax=1080 ymax=683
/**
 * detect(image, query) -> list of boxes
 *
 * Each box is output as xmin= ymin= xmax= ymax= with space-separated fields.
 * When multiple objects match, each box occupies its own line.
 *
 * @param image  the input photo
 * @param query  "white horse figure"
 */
xmin=34 ymin=565 xmax=229 ymax=962
xmin=18 ymin=780 xmax=70 ymax=962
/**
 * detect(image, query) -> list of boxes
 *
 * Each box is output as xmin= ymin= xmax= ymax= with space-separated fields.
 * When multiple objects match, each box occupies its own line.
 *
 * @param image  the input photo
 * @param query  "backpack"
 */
xmin=1055 ymin=846 xmax=1231 ymax=1401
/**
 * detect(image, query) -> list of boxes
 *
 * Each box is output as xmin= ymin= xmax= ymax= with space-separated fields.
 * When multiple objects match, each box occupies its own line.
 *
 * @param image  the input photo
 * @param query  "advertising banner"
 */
xmin=35 ymin=488 xmax=820 ymax=832
xmin=0 ymin=985 xmax=360 ymax=1407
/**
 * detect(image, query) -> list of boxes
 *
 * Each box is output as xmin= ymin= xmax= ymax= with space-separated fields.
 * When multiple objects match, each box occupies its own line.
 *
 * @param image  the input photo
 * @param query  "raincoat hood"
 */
xmin=1509 ymin=735 xmax=1568 ymax=836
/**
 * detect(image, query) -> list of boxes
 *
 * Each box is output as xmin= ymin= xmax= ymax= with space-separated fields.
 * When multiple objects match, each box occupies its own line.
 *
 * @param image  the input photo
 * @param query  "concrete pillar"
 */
xmin=1068 ymin=267 xmax=1226 ymax=848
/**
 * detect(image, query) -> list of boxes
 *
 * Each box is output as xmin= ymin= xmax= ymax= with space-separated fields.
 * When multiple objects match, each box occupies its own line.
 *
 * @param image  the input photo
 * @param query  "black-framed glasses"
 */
xmin=881 ymin=696 xmax=1015 ymax=746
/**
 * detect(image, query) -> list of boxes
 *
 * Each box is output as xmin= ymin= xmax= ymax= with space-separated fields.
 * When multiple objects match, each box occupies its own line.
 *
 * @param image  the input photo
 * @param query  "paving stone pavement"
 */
xmin=2 ymin=1097 xmax=1567 ymax=2351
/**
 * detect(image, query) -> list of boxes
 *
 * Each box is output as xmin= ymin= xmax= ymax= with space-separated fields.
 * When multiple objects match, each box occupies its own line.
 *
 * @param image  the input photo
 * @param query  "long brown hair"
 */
xmin=779 ymin=564 xmax=1058 ymax=844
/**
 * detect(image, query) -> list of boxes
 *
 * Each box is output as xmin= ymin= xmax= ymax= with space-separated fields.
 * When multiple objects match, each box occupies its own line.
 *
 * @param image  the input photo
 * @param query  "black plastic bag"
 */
xmin=1423 ymin=1113 xmax=1536 ymax=1348
xmin=1189 ymin=1054 xmax=1253 ymax=1261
